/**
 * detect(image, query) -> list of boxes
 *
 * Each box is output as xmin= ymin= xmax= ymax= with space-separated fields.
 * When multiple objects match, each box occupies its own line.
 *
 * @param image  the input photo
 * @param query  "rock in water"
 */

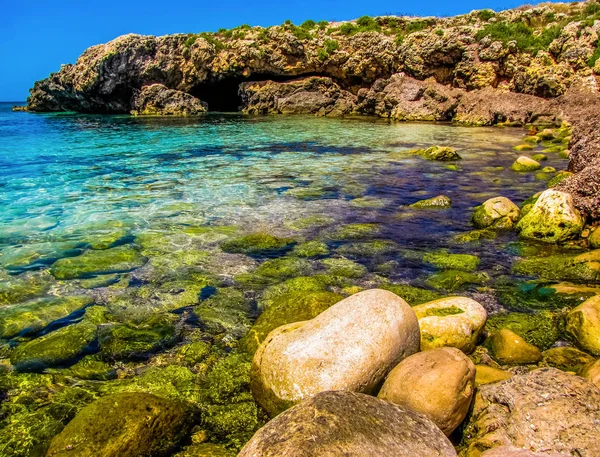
xmin=510 ymin=156 xmax=541 ymax=172
xmin=412 ymin=146 xmax=462 ymax=161
xmin=581 ymin=359 xmax=600 ymax=388
xmin=472 ymin=197 xmax=520 ymax=229
xmin=566 ymin=295 xmax=600 ymax=355
xmin=131 ymin=84 xmax=207 ymax=115
xmin=412 ymin=297 xmax=487 ymax=354
xmin=45 ymin=392 xmax=192 ymax=457
xmin=409 ymin=195 xmax=452 ymax=209
xmin=250 ymin=289 xmax=420 ymax=417
xmin=463 ymin=368 xmax=600 ymax=456
xmin=378 ymin=347 xmax=475 ymax=435
xmin=516 ymin=189 xmax=584 ymax=243
xmin=237 ymin=391 xmax=457 ymax=457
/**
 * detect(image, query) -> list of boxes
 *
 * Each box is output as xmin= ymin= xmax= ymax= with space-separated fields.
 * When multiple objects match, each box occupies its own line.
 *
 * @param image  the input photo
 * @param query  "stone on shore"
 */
xmin=413 ymin=297 xmax=487 ymax=354
xmin=516 ymin=189 xmax=584 ymax=243
xmin=237 ymin=391 xmax=457 ymax=457
xmin=472 ymin=197 xmax=520 ymax=229
xmin=45 ymin=392 xmax=191 ymax=457
xmin=378 ymin=347 xmax=475 ymax=435
xmin=510 ymin=156 xmax=541 ymax=172
xmin=250 ymin=289 xmax=420 ymax=416
xmin=463 ymin=368 xmax=600 ymax=457
xmin=566 ymin=296 xmax=600 ymax=355
xmin=489 ymin=328 xmax=542 ymax=364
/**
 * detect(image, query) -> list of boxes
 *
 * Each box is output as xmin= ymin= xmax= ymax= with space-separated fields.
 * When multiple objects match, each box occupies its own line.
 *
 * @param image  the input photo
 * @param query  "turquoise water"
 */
xmin=0 ymin=101 xmax=582 ymax=455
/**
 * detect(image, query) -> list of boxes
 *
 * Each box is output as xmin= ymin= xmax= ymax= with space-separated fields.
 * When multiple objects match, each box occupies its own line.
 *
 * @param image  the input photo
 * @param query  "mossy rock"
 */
xmin=541 ymin=346 xmax=595 ymax=373
xmin=496 ymin=280 xmax=596 ymax=312
xmin=221 ymin=233 xmax=294 ymax=256
xmin=98 ymin=314 xmax=179 ymax=360
xmin=513 ymin=144 xmax=535 ymax=151
xmin=193 ymin=288 xmax=251 ymax=340
xmin=0 ymin=241 xmax=84 ymax=271
xmin=10 ymin=307 xmax=106 ymax=371
xmin=513 ymin=250 xmax=600 ymax=282
xmin=484 ymin=311 xmax=561 ymax=351
xmin=249 ymin=257 xmax=313 ymax=280
xmin=425 ymin=270 xmax=489 ymax=291
xmin=290 ymin=241 xmax=329 ymax=257
xmin=378 ymin=283 xmax=442 ymax=305
xmin=320 ymin=258 xmax=367 ymax=278
xmin=422 ymin=250 xmax=480 ymax=272
xmin=409 ymin=195 xmax=451 ymax=209
xmin=52 ymin=355 xmax=117 ymax=380
xmin=589 ymin=227 xmax=600 ymax=249
xmin=284 ymin=215 xmax=334 ymax=231
xmin=547 ymin=171 xmax=573 ymax=187
xmin=411 ymin=146 xmax=462 ymax=161
xmin=0 ymin=295 xmax=93 ymax=339
xmin=531 ymin=154 xmax=547 ymax=161
xmin=79 ymin=273 xmax=122 ymax=289
xmin=452 ymin=229 xmax=497 ymax=244
xmin=510 ymin=156 xmax=541 ymax=172
xmin=283 ymin=186 xmax=330 ymax=200
xmin=51 ymin=246 xmax=147 ymax=280
xmin=349 ymin=196 xmax=387 ymax=208
xmin=240 ymin=291 xmax=343 ymax=354
xmin=171 ymin=341 xmax=212 ymax=366
xmin=0 ymin=273 xmax=51 ymax=306
xmin=257 ymin=275 xmax=335 ymax=310
xmin=45 ymin=392 xmax=192 ymax=457
xmin=471 ymin=197 xmax=520 ymax=230
xmin=336 ymin=240 xmax=398 ymax=257
xmin=329 ymin=223 xmax=380 ymax=240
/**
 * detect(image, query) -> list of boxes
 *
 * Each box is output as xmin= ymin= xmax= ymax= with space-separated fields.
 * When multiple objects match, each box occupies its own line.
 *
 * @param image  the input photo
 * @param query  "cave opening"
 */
xmin=189 ymin=73 xmax=343 ymax=112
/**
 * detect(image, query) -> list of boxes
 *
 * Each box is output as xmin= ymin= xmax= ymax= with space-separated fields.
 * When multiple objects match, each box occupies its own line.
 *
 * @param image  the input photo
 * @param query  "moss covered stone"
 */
xmin=485 ymin=311 xmax=560 ymax=350
xmin=425 ymin=270 xmax=489 ymax=291
xmin=489 ymin=328 xmax=542 ymax=364
xmin=257 ymin=275 xmax=334 ymax=310
xmin=320 ymin=258 xmax=367 ymax=278
xmin=220 ymin=233 xmax=294 ymax=256
xmin=285 ymin=215 xmax=334 ymax=231
xmin=50 ymin=246 xmax=147 ymax=280
xmin=349 ymin=196 xmax=387 ymax=208
xmin=589 ymin=227 xmax=600 ymax=249
xmin=241 ymin=291 xmax=343 ymax=354
xmin=193 ymin=288 xmax=251 ymax=340
xmin=250 ymin=257 xmax=313 ymax=280
xmin=471 ymin=196 xmax=520 ymax=230
xmin=566 ymin=296 xmax=600 ymax=355
xmin=409 ymin=195 xmax=451 ymax=209
xmin=291 ymin=241 xmax=329 ymax=257
xmin=531 ymin=153 xmax=547 ymax=161
xmin=329 ymin=223 xmax=380 ymax=240
xmin=283 ymin=186 xmax=329 ymax=200
xmin=98 ymin=313 xmax=179 ymax=360
xmin=336 ymin=240 xmax=398 ymax=257
xmin=541 ymin=347 xmax=595 ymax=373
xmin=452 ymin=229 xmax=498 ymax=244
xmin=422 ymin=250 xmax=480 ymax=272
xmin=411 ymin=146 xmax=462 ymax=161
xmin=513 ymin=249 xmax=600 ymax=282
xmin=510 ymin=155 xmax=541 ymax=171
xmin=54 ymin=355 xmax=117 ymax=380
xmin=379 ymin=283 xmax=442 ymax=305
xmin=513 ymin=144 xmax=535 ymax=151
xmin=496 ymin=279 xmax=596 ymax=312
xmin=0 ymin=295 xmax=93 ymax=339
xmin=0 ymin=273 xmax=51 ymax=306
xmin=547 ymin=171 xmax=573 ymax=187
xmin=46 ymin=392 xmax=192 ymax=457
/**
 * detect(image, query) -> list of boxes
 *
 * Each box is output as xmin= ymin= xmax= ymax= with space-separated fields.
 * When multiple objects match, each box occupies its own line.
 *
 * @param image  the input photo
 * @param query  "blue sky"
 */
xmin=2 ymin=0 xmax=553 ymax=101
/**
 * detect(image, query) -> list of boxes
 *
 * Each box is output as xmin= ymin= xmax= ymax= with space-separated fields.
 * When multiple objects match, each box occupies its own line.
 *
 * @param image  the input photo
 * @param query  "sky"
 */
xmin=1 ymin=0 xmax=555 ymax=101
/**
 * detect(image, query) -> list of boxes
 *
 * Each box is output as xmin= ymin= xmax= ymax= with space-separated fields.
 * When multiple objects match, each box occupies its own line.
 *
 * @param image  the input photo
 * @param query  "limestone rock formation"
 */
xmin=130 ymin=84 xmax=207 ymax=115
xmin=250 ymin=289 xmax=420 ymax=416
xmin=237 ymin=391 xmax=457 ymax=457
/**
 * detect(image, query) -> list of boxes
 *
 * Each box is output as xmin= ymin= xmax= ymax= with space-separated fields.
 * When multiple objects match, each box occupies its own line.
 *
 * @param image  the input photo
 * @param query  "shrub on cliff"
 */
xmin=475 ymin=21 xmax=561 ymax=55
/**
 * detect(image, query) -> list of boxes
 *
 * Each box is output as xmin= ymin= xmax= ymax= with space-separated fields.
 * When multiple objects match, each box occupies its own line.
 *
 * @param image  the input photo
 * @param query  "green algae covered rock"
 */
xmin=513 ymin=144 xmax=535 ymax=151
xmin=541 ymin=346 xmax=595 ymax=373
xmin=10 ymin=307 xmax=106 ymax=371
xmin=409 ymin=195 xmax=452 ymax=209
xmin=516 ymin=189 xmax=584 ymax=243
xmin=472 ymin=196 xmax=520 ymax=230
xmin=50 ymin=246 xmax=146 ymax=280
xmin=379 ymin=283 xmax=442 ymax=305
xmin=513 ymin=249 xmax=600 ymax=282
xmin=329 ymin=223 xmax=380 ymax=240
xmin=547 ymin=170 xmax=573 ymax=188
xmin=45 ymin=392 xmax=192 ymax=457
xmin=221 ymin=233 xmax=294 ymax=256
xmin=0 ymin=295 xmax=93 ymax=339
xmin=566 ymin=296 xmax=600 ymax=355
xmin=496 ymin=280 xmax=596 ymax=312
xmin=193 ymin=288 xmax=251 ymax=340
xmin=452 ymin=229 xmax=498 ymax=244
xmin=336 ymin=239 xmax=398 ymax=257
xmin=247 ymin=257 xmax=313 ymax=281
xmin=412 ymin=146 xmax=462 ymax=161
xmin=241 ymin=291 xmax=343 ymax=354
xmin=98 ymin=313 xmax=179 ymax=360
xmin=485 ymin=311 xmax=560 ymax=351
xmin=426 ymin=270 xmax=489 ymax=291
xmin=257 ymin=276 xmax=334 ymax=310
xmin=0 ymin=273 xmax=51 ymax=306
xmin=349 ymin=196 xmax=387 ymax=208
xmin=489 ymin=328 xmax=542 ymax=364
xmin=54 ymin=355 xmax=116 ymax=380
xmin=510 ymin=155 xmax=541 ymax=172
xmin=589 ymin=227 xmax=600 ymax=249
xmin=284 ymin=215 xmax=334 ymax=231
xmin=290 ymin=241 xmax=329 ymax=257
xmin=321 ymin=258 xmax=367 ymax=278
xmin=422 ymin=250 xmax=480 ymax=272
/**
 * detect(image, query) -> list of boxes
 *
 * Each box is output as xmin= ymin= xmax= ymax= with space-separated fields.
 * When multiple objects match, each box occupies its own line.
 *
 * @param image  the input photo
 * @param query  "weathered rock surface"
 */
xmin=489 ymin=328 xmax=542 ymax=364
xmin=463 ymin=368 xmax=600 ymax=457
xmin=130 ymin=83 xmax=207 ymax=115
xmin=472 ymin=196 xmax=520 ymax=229
xmin=581 ymin=359 xmax=600 ymax=387
xmin=250 ymin=289 xmax=420 ymax=416
xmin=378 ymin=347 xmax=475 ymax=435
xmin=46 ymin=392 xmax=191 ymax=457
xmin=510 ymin=156 xmax=541 ymax=172
xmin=238 ymin=391 xmax=457 ymax=457
xmin=516 ymin=189 xmax=584 ymax=243
xmin=413 ymin=296 xmax=487 ymax=354
xmin=480 ymin=447 xmax=563 ymax=457
xmin=566 ymin=295 xmax=600 ymax=355
xmin=239 ymin=77 xmax=356 ymax=115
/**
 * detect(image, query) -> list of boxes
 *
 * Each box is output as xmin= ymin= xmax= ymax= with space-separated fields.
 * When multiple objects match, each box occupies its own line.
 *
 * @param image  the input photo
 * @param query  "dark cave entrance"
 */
xmin=189 ymin=73 xmax=343 ymax=112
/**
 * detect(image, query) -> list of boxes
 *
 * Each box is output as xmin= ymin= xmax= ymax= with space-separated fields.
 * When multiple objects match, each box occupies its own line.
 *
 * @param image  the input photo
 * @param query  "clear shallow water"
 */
xmin=0 ymin=101 xmax=585 ymax=454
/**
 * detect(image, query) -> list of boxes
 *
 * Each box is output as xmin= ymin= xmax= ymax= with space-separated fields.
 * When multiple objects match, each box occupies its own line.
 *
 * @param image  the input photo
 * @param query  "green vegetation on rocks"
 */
xmin=193 ymin=288 xmax=251 ymax=340
xmin=513 ymin=249 xmax=600 ymax=282
xmin=320 ymin=258 xmax=367 ymax=278
xmin=510 ymin=156 xmax=541 ymax=172
xmin=336 ymin=240 xmax=398 ymax=257
xmin=379 ymin=283 xmax=442 ymax=305
xmin=290 ymin=241 xmax=329 ymax=257
xmin=220 ymin=233 xmax=294 ymax=256
xmin=411 ymin=146 xmax=462 ymax=161
xmin=426 ymin=270 xmax=489 ymax=291
xmin=409 ymin=195 xmax=451 ymax=209
xmin=422 ymin=250 xmax=480 ymax=272
xmin=50 ymin=246 xmax=146 ymax=279
xmin=485 ymin=310 xmax=561 ymax=350
xmin=541 ymin=346 xmax=595 ymax=372
xmin=329 ymin=223 xmax=380 ymax=240
xmin=0 ymin=273 xmax=51 ymax=306
xmin=472 ymin=196 xmax=520 ymax=229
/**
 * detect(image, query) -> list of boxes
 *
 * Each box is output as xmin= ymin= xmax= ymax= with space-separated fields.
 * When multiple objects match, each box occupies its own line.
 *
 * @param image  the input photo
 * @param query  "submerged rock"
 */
xmin=485 ymin=311 xmax=560 ymax=351
xmin=131 ymin=83 xmax=207 ymax=115
xmin=409 ymin=195 xmax=452 ymax=209
xmin=513 ymin=249 xmax=600 ymax=282
xmin=589 ymin=227 xmax=600 ymax=249
xmin=422 ymin=250 xmax=480 ymax=272
xmin=472 ymin=196 xmax=520 ymax=230
xmin=516 ymin=189 xmax=584 ymax=243
xmin=566 ymin=296 xmax=600 ymax=355
xmin=250 ymin=289 xmax=420 ymax=416
xmin=413 ymin=296 xmax=487 ymax=354
xmin=463 ymin=368 xmax=600 ymax=456
xmin=411 ymin=146 xmax=462 ymax=161
xmin=193 ymin=287 xmax=251 ymax=341
xmin=46 ymin=392 xmax=191 ymax=457
xmin=50 ymin=246 xmax=146 ymax=279
xmin=378 ymin=347 xmax=475 ymax=435
xmin=425 ymin=269 xmax=489 ymax=291
xmin=220 ymin=233 xmax=294 ymax=256
xmin=238 ymin=391 xmax=457 ymax=457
